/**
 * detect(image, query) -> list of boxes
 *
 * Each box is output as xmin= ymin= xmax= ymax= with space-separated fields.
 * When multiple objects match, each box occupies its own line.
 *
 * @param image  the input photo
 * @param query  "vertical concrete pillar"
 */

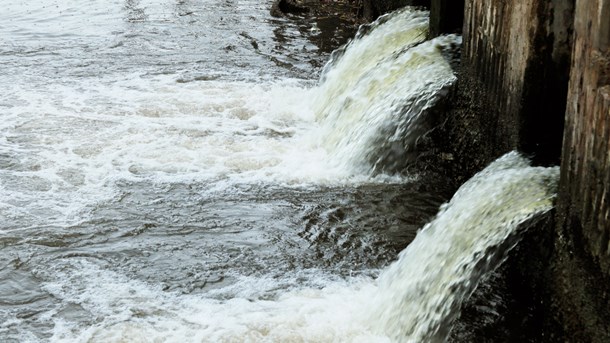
xmin=553 ymin=1 xmax=610 ymax=340
xmin=439 ymin=0 xmax=573 ymax=180
xmin=560 ymin=0 xmax=610 ymax=268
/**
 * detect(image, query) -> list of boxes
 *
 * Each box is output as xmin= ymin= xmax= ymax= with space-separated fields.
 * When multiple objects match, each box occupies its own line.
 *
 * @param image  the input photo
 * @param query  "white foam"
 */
xmin=1 ymin=75 xmax=385 ymax=228
xmin=2 ymin=7 xmax=558 ymax=343
xmin=38 ymin=152 xmax=559 ymax=343
xmin=1 ymin=7 xmax=456 ymax=228
xmin=43 ymin=260 xmax=387 ymax=343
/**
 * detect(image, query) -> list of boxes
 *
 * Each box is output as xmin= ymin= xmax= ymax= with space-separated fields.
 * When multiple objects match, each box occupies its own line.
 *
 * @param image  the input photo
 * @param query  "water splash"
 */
xmin=2 ymin=4 xmax=560 ymax=342
xmin=312 ymin=8 xmax=461 ymax=174
xmin=370 ymin=152 xmax=559 ymax=342
xmin=42 ymin=152 xmax=559 ymax=343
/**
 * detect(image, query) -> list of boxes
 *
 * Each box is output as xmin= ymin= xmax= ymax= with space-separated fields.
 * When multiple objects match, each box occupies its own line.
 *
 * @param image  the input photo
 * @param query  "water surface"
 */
xmin=1 ymin=2 xmax=452 ymax=341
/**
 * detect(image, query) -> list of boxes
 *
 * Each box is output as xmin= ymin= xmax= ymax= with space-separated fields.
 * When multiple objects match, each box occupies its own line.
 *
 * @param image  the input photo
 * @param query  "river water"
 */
xmin=1 ymin=2 xmax=559 ymax=342
xmin=1 ymin=2 xmax=453 ymax=341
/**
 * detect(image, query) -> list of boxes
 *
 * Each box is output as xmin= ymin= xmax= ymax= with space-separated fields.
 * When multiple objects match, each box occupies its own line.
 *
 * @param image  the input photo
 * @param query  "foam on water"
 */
xmin=36 ymin=152 xmax=558 ymax=343
xmin=1 ymin=7 xmax=458 ymax=228
xmin=2 ymin=5 xmax=556 ymax=343
xmin=42 ymin=260 xmax=385 ymax=343
xmin=1 ymin=75 xmax=368 ymax=229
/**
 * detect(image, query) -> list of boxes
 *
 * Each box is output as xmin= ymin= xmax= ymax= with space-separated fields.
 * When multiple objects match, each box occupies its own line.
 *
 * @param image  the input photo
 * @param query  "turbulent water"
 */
xmin=314 ymin=11 xmax=459 ymax=174
xmin=1 ymin=2 xmax=557 ymax=343
xmin=372 ymin=152 xmax=559 ymax=342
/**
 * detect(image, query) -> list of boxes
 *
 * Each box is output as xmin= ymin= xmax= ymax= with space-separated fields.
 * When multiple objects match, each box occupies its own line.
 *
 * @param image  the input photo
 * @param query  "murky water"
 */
xmin=1 ymin=2 xmax=454 ymax=341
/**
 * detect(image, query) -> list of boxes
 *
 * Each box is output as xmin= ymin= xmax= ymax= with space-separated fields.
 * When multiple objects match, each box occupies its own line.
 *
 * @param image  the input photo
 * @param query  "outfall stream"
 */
xmin=1 ymin=3 xmax=559 ymax=342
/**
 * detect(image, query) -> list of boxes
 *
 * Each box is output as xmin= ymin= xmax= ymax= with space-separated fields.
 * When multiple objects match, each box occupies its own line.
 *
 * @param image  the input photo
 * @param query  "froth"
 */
xmin=43 ymin=260 xmax=388 ymax=343
xmin=40 ymin=152 xmax=560 ymax=343
xmin=1 ymin=74 xmax=403 ymax=228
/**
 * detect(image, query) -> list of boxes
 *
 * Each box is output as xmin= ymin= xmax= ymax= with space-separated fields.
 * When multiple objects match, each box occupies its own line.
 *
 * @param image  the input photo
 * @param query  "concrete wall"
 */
xmin=437 ymin=0 xmax=572 ymax=181
xmin=434 ymin=0 xmax=610 ymax=340
xmin=552 ymin=0 xmax=610 ymax=341
xmin=560 ymin=0 xmax=610 ymax=277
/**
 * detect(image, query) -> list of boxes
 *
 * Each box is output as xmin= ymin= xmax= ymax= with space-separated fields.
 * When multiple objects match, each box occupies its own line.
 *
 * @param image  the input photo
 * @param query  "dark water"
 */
xmin=2 ymin=0 xmax=333 ymax=80
xmin=0 ymin=1 xmax=454 ymax=341
xmin=1 ymin=181 xmax=449 ymax=341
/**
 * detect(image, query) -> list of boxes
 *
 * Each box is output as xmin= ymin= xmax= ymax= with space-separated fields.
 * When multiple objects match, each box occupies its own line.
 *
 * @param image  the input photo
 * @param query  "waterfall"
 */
xmin=44 ymin=152 xmax=559 ymax=343
xmin=370 ymin=152 xmax=559 ymax=342
xmin=312 ymin=8 xmax=461 ymax=175
xmin=307 ymin=22 xmax=561 ymax=343
xmin=7 ymin=4 xmax=563 ymax=342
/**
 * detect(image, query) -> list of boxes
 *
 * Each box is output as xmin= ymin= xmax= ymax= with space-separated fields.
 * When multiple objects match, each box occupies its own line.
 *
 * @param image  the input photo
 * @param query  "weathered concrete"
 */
xmin=435 ymin=0 xmax=610 ymax=341
xmin=436 ymin=0 xmax=573 ymax=182
xmin=560 ymin=0 xmax=610 ymax=279
xmin=551 ymin=0 xmax=610 ymax=341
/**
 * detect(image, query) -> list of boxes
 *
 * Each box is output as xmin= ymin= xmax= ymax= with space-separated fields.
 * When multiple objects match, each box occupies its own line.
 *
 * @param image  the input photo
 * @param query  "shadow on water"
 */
xmin=268 ymin=1 xmax=364 ymax=74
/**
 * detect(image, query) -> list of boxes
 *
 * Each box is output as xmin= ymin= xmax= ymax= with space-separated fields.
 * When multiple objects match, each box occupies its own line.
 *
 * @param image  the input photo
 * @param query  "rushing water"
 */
xmin=1 ymin=2 xmax=557 ymax=342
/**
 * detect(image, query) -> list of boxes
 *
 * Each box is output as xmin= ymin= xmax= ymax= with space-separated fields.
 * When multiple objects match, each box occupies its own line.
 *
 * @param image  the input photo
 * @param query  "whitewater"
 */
xmin=0 ymin=2 xmax=559 ymax=342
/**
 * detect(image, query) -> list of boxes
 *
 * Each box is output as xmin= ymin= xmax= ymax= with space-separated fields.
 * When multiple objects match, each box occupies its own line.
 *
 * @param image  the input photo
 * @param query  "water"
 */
xmin=1 ymin=2 xmax=557 ymax=342
xmin=372 ymin=152 xmax=559 ymax=342
xmin=315 ymin=10 xmax=459 ymax=174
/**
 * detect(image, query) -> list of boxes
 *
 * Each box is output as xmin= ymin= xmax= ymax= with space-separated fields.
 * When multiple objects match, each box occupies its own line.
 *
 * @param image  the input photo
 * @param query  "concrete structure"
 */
xmin=553 ymin=0 xmax=610 ymax=340
xmin=434 ymin=0 xmax=609 ymax=340
xmin=438 ymin=0 xmax=572 ymax=181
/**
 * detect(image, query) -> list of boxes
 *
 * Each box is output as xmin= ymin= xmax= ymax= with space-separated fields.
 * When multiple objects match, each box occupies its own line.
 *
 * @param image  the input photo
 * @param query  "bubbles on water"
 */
xmin=0 ymin=6 xmax=454 ymax=231
xmin=15 ymin=152 xmax=557 ymax=343
xmin=0 ymin=4 xmax=556 ymax=343
xmin=38 ymin=258 xmax=386 ymax=343
xmin=0 ymin=75 xmax=341 ymax=228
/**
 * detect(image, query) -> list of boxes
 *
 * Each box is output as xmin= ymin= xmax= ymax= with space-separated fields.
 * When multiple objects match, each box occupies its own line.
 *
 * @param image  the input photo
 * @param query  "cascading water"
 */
xmin=41 ymin=152 xmax=558 ymax=343
xmin=312 ymin=8 xmax=461 ymax=174
xmin=1 ymin=4 xmax=558 ymax=343
xmin=371 ymin=152 xmax=559 ymax=342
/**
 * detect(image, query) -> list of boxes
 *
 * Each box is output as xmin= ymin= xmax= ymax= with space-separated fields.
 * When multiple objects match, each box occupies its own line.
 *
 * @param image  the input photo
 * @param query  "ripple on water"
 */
xmin=0 ymin=2 xmax=456 ymax=342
